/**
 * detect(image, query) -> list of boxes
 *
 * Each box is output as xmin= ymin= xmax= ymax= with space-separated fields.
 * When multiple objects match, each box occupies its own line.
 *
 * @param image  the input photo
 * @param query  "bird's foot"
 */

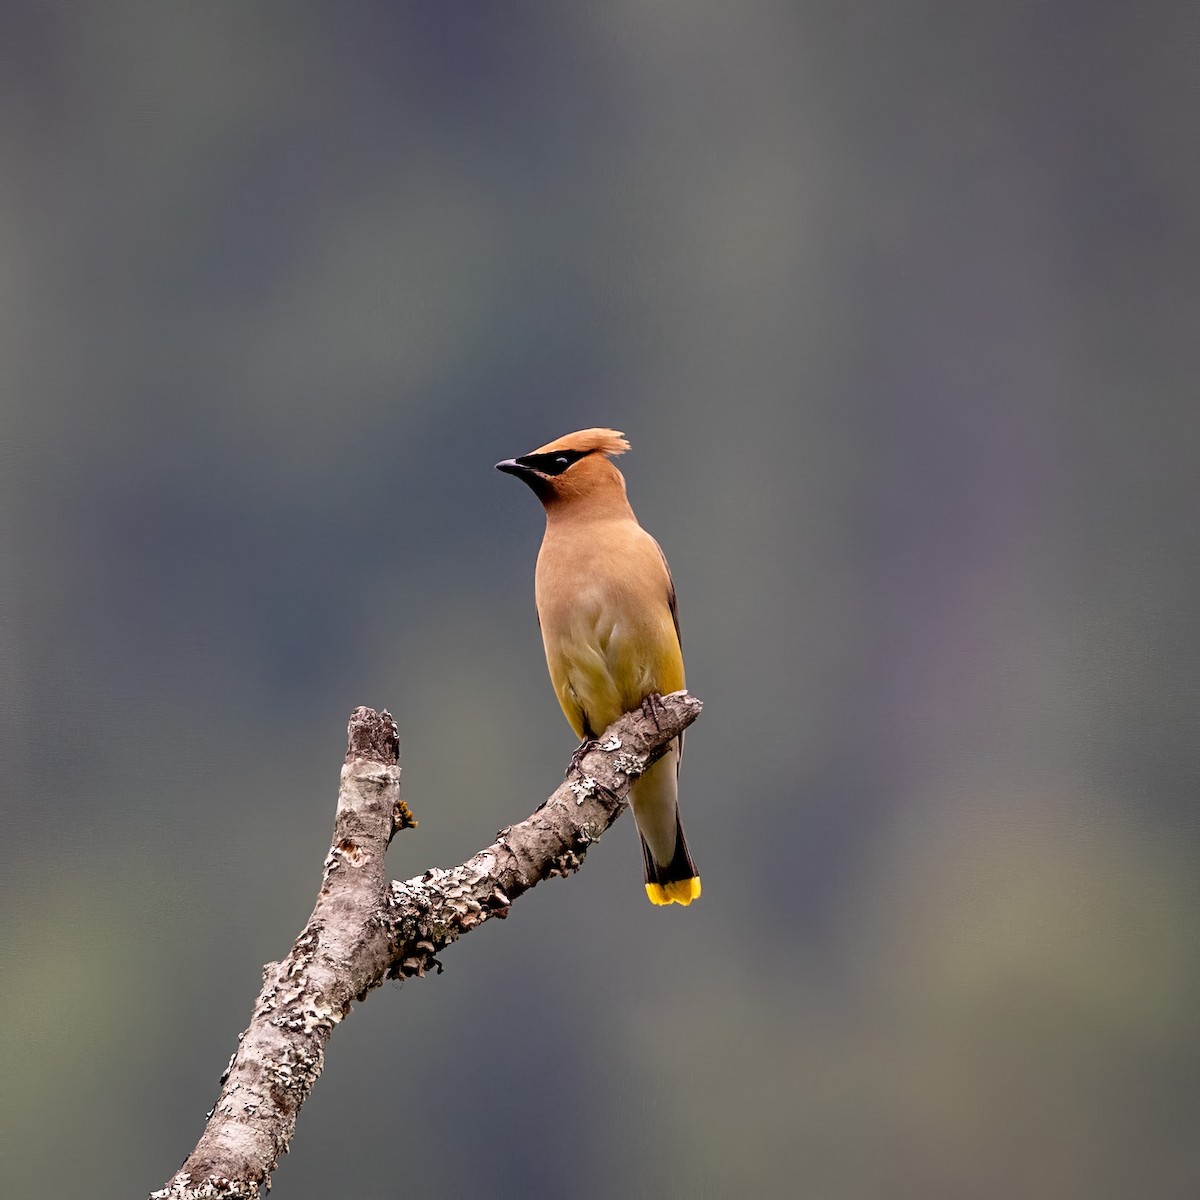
xmin=640 ymin=692 xmax=668 ymax=731
xmin=566 ymin=738 xmax=598 ymax=777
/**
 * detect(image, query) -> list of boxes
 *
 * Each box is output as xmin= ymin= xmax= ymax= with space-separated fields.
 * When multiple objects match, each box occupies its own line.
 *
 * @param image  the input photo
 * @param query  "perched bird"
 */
xmin=496 ymin=428 xmax=700 ymax=906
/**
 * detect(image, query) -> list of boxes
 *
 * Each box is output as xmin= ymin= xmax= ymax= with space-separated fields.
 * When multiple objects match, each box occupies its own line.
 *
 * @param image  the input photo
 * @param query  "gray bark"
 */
xmin=152 ymin=691 xmax=702 ymax=1199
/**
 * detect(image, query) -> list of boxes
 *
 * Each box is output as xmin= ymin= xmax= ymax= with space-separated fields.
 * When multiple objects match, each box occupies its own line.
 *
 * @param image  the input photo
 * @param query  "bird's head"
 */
xmin=496 ymin=428 xmax=631 ymax=510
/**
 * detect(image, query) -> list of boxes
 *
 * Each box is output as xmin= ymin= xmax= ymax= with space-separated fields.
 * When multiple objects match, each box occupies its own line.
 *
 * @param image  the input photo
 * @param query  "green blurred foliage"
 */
xmin=1 ymin=2 xmax=1197 ymax=1197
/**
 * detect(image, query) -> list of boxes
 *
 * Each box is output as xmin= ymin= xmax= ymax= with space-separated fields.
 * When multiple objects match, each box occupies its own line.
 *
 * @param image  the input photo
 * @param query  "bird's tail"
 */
xmin=641 ymin=811 xmax=701 ymax=906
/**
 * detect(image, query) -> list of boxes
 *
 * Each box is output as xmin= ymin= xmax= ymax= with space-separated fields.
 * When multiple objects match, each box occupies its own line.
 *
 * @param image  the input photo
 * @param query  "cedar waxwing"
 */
xmin=496 ymin=428 xmax=700 ymax=906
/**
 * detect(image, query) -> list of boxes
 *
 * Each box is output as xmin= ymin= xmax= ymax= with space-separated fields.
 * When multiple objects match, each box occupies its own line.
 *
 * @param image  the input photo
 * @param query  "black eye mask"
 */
xmin=514 ymin=449 xmax=591 ymax=477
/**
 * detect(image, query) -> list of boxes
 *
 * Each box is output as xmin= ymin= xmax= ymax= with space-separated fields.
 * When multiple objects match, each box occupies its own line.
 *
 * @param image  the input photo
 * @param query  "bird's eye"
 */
xmin=515 ymin=448 xmax=587 ymax=476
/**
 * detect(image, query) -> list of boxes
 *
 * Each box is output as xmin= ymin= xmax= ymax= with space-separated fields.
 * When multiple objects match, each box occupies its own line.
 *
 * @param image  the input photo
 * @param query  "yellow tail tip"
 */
xmin=645 ymin=877 xmax=702 ymax=906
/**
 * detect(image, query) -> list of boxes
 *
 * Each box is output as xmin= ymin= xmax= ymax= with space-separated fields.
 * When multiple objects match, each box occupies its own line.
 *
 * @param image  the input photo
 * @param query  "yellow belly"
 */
xmin=542 ymin=593 xmax=684 ymax=740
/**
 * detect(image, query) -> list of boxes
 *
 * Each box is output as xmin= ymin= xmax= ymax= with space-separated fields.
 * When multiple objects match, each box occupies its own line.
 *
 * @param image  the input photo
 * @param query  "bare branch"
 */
xmin=153 ymin=691 xmax=702 ymax=1199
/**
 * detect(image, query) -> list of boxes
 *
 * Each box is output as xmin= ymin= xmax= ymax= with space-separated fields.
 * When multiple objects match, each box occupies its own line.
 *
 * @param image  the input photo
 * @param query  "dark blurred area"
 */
xmin=2 ymin=3 xmax=1197 ymax=1197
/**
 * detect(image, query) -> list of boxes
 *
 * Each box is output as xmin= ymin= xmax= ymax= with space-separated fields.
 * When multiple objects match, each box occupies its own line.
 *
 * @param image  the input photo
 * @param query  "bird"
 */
xmin=496 ymin=428 xmax=700 ymax=906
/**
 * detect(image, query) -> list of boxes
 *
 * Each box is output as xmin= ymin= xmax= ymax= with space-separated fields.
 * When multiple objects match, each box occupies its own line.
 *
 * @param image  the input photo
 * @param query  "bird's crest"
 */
xmin=533 ymin=428 xmax=630 ymax=458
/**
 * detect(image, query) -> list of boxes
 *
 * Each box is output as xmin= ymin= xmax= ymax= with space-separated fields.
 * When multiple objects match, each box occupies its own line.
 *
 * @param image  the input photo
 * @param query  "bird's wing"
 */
xmin=652 ymin=537 xmax=681 ymax=648
xmin=651 ymin=536 xmax=685 ymax=774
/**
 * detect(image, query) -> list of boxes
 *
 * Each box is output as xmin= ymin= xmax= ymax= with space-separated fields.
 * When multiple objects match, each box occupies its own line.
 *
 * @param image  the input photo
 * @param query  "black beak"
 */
xmin=495 ymin=458 xmax=532 ymax=479
xmin=496 ymin=456 xmax=551 ymax=499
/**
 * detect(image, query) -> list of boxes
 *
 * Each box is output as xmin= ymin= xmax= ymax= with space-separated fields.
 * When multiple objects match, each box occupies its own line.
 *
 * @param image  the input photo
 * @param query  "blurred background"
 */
xmin=2 ymin=3 xmax=1197 ymax=1197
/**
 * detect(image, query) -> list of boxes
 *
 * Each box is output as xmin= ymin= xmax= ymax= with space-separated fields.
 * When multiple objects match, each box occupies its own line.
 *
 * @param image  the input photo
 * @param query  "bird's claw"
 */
xmin=640 ymin=693 xmax=667 ymax=731
xmin=566 ymin=739 xmax=598 ymax=777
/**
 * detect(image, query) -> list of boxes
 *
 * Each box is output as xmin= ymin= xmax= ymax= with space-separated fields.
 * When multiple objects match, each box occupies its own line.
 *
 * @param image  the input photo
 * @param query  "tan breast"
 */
xmin=535 ymin=516 xmax=684 ymax=737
